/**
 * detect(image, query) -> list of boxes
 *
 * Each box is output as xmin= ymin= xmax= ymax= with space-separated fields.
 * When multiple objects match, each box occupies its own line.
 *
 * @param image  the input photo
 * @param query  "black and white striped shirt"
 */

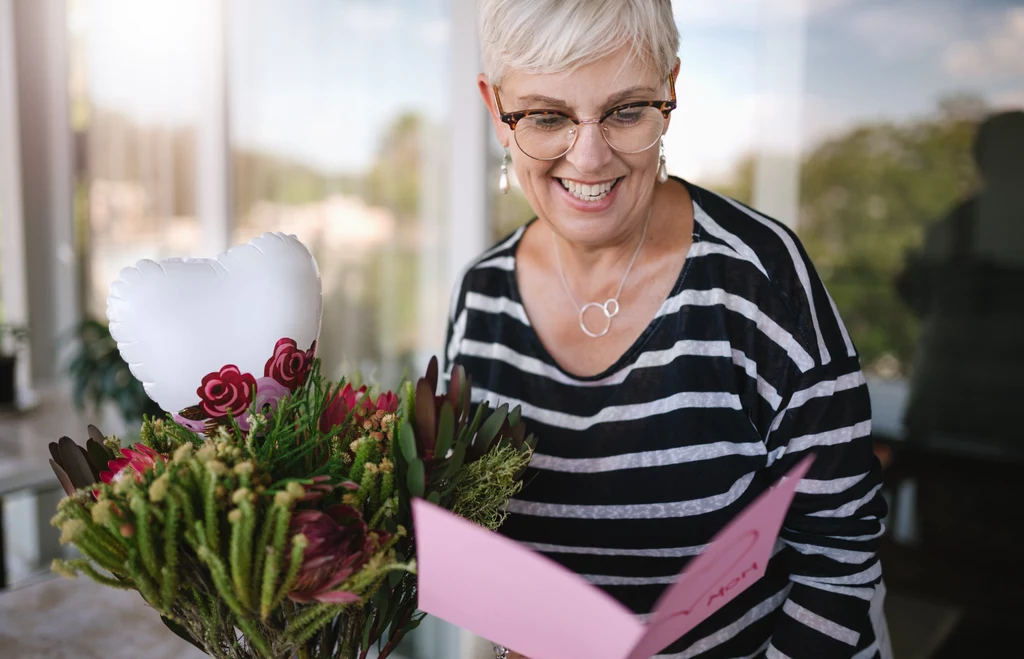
xmin=445 ymin=179 xmax=889 ymax=658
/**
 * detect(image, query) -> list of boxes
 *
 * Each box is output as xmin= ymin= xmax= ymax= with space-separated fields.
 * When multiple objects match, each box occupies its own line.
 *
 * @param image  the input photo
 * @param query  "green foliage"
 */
xmin=450 ymin=444 xmax=531 ymax=530
xmin=64 ymin=317 xmax=163 ymax=423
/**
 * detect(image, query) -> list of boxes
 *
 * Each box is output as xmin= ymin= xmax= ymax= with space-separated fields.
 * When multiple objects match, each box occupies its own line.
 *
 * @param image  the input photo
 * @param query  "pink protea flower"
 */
xmin=287 ymin=504 xmax=385 ymax=604
xmin=99 ymin=443 xmax=164 ymax=485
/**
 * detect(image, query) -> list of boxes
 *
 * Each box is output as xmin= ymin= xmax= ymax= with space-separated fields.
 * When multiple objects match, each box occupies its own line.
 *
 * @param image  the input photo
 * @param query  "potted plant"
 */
xmin=0 ymin=323 xmax=29 ymax=406
xmin=64 ymin=317 xmax=162 ymax=423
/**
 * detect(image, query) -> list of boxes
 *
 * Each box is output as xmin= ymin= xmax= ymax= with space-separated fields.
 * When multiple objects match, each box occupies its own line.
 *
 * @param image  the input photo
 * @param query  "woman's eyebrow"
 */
xmin=516 ymin=94 xmax=571 ymax=108
xmin=605 ymin=85 xmax=658 ymax=105
xmin=516 ymin=85 xmax=659 ymax=109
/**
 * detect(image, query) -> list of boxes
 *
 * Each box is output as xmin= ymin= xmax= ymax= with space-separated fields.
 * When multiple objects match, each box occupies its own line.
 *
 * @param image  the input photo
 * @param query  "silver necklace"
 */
xmin=553 ymin=208 xmax=652 ymax=338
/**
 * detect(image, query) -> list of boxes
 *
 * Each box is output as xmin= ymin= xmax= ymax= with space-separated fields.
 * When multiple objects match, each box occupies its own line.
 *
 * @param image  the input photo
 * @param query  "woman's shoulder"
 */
xmin=685 ymin=180 xmax=858 ymax=370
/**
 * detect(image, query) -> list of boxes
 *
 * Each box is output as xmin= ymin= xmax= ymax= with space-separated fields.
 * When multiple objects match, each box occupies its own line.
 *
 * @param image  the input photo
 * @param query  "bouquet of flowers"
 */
xmin=45 ymin=233 xmax=536 ymax=658
xmin=49 ymin=354 xmax=534 ymax=658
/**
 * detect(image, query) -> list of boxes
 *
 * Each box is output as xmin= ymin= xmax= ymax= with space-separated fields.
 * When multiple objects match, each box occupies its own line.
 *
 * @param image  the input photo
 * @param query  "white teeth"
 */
xmin=560 ymin=178 xmax=617 ymax=201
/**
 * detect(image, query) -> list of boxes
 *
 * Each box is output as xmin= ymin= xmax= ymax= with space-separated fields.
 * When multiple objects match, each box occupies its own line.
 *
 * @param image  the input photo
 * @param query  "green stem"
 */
xmin=204 ymin=468 xmax=220 ymax=556
xmin=270 ymin=535 xmax=307 ymax=612
xmin=66 ymin=559 xmax=133 ymax=590
xmin=161 ymin=492 xmax=181 ymax=610
xmin=197 ymin=545 xmax=248 ymax=620
xmin=235 ymin=615 xmax=272 ymax=656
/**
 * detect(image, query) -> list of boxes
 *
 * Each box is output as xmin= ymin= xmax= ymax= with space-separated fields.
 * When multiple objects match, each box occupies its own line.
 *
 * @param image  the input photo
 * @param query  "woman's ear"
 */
xmin=478 ymin=73 xmax=510 ymax=147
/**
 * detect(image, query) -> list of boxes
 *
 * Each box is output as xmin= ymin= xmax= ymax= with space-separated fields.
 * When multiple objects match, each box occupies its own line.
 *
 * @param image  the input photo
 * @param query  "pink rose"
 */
xmin=237 ymin=377 xmax=291 ymax=431
xmin=264 ymin=338 xmax=314 ymax=391
xmin=197 ymin=365 xmax=257 ymax=419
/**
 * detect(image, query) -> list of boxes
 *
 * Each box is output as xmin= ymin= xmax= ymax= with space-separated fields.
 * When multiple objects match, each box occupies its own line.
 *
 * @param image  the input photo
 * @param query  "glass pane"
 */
xmin=229 ymin=0 xmax=451 ymax=386
xmin=798 ymin=0 xmax=1023 ymax=451
xmin=68 ymin=0 xmax=206 ymax=319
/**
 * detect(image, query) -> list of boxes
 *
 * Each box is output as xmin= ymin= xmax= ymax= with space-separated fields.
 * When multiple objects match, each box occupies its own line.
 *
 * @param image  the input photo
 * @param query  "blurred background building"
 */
xmin=0 ymin=0 xmax=1021 ymax=657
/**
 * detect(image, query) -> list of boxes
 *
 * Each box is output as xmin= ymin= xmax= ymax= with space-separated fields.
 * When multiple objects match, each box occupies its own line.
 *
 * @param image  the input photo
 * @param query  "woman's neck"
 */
xmin=544 ymin=182 xmax=685 ymax=303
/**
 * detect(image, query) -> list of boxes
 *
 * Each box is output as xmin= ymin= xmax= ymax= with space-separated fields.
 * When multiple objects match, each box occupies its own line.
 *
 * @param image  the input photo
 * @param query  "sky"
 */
xmin=72 ymin=0 xmax=1023 ymax=180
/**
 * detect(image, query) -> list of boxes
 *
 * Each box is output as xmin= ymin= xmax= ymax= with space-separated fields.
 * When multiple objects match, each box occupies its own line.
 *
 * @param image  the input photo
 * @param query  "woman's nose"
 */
xmin=564 ymin=122 xmax=614 ymax=174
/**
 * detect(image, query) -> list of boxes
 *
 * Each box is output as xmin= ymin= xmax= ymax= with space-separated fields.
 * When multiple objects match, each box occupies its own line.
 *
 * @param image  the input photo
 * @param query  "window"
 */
xmin=69 ymin=0 xmax=207 ymax=318
xmin=229 ymin=0 xmax=452 ymax=385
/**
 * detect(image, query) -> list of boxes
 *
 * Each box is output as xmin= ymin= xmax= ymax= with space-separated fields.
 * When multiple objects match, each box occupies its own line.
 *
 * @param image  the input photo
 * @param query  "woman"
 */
xmin=446 ymin=1 xmax=890 ymax=657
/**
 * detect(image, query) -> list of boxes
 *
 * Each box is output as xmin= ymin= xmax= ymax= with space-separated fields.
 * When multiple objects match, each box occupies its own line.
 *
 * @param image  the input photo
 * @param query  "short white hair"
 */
xmin=478 ymin=0 xmax=679 ymax=85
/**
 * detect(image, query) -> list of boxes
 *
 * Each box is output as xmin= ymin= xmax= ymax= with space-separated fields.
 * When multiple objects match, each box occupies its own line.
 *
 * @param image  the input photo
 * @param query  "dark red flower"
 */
xmin=197 ymin=365 xmax=257 ymax=419
xmin=319 ymin=384 xmax=399 ymax=435
xmin=264 ymin=338 xmax=314 ymax=391
xmin=99 ymin=443 xmax=164 ymax=485
xmin=319 ymin=383 xmax=366 ymax=434
xmin=373 ymin=391 xmax=399 ymax=415
xmin=287 ymin=504 xmax=384 ymax=604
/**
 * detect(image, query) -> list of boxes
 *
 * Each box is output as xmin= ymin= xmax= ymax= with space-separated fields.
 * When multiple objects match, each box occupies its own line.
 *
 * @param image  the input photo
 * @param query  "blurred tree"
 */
xmin=362 ymin=112 xmax=425 ymax=226
xmin=709 ymin=96 xmax=986 ymax=375
xmin=796 ymin=95 xmax=984 ymax=374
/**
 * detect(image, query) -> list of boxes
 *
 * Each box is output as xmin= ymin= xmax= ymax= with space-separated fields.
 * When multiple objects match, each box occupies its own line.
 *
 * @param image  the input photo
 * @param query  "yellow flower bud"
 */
xmin=234 ymin=461 xmax=254 ymax=476
xmin=274 ymin=491 xmax=294 ymax=508
xmin=91 ymin=500 xmax=113 ymax=525
xmin=286 ymin=482 xmax=306 ymax=500
xmin=113 ymin=473 xmax=134 ymax=495
xmin=228 ymin=509 xmax=243 ymax=524
xmin=148 ymin=475 xmax=170 ymax=503
xmin=232 ymin=488 xmax=251 ymax=505
xmin=51 ymin=559 xmax=78 ymax=579
xmin=60 ymin=519 xmax=86 ymax=545
xmin=292 ymin=533 xmax=309 ymax=549
xmin=173 ymin=444 xmax=193 ymax=462
xmin=207 ymin=460 xmax=227 ymax=476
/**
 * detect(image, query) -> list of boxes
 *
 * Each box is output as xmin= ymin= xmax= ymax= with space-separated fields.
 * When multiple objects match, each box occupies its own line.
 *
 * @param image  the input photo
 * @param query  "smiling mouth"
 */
xmin=558 ymin=177 xmax=622 ymax=202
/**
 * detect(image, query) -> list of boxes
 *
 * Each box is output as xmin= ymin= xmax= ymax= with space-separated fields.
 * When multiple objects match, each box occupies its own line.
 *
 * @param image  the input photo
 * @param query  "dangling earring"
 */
xmin=657 ymin=138 xmax=668 ymax=184
xmin=499 ymin=148 xmax=510 ymax=194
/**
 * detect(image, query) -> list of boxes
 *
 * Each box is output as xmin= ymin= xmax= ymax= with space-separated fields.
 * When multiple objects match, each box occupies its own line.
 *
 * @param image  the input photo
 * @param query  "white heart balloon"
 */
xmin=106 ymin=232 xmax=323 ymax=431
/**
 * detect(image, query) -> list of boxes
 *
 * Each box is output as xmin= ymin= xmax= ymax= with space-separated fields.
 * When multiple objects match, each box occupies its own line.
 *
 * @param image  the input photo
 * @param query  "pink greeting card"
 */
xmin=411 ymin=456 xmax=813 ymax=659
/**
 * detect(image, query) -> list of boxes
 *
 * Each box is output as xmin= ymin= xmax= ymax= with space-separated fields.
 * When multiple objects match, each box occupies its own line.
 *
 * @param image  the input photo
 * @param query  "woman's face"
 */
xmin=480 ymin=49 xmax=677 ymax=248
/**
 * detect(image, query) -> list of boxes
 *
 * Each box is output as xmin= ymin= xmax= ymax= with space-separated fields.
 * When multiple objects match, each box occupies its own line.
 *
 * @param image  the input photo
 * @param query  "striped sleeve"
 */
xmin=759 ymin=249 xmax=888 ymax=658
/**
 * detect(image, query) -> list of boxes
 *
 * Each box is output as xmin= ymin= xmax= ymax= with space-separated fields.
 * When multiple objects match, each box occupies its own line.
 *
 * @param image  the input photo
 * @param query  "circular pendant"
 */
xmin=579 ymin=299 xmax=619 ymax=338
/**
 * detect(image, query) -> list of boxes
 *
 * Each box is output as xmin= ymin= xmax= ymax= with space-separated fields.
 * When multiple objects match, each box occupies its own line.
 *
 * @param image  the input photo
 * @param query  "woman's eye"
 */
xmin=530 ymin=115 xmax=569 ymax=130
xmin=609 ymin=110 xmax=643 ymax=126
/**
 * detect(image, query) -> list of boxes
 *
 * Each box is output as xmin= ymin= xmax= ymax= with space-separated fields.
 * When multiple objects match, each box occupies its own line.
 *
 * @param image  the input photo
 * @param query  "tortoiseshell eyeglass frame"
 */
xmin=492 ymin=75 xmax=677 ymax=158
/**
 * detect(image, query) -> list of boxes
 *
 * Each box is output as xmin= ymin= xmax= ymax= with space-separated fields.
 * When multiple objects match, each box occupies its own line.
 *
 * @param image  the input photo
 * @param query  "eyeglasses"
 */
xmin=493 ymin=76 xmax=677 ymax=161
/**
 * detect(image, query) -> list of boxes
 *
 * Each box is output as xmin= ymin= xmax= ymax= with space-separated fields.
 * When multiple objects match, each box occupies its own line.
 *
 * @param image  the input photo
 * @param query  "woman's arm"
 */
xmin=763 ymin=355 xmax=888 ymax=658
